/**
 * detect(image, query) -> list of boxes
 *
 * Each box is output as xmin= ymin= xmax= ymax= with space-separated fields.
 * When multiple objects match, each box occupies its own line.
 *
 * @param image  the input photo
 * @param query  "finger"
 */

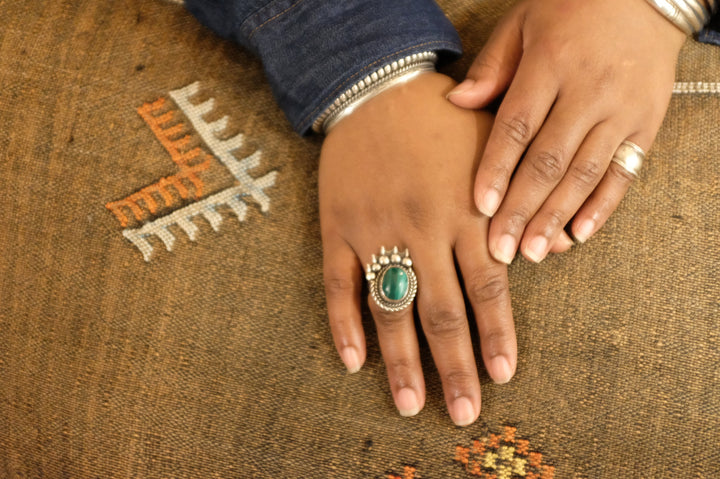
xmin=571 ymin=136 xmax=651 ymax=243
xmin=549 ymin=231 xmax=575 ymax=254
xmin=455 ymin=223 xmax=516 ymax=385
xmin=516 ymin=121 xmax=619 ymax=262
xmin=485 ymin=90 xmax=594 ymax=263
xmin=446 ymin=8 xmax=524 ymax=109
xmin=413 ymin=245 xmax=481 ymax=427
xmin=366 ymin=273 xmax=426 ymax=418
xmin=473 ymin=57 xmax=559 ymax=220
xmin=323 ymin=236 xmax=367 ymax=374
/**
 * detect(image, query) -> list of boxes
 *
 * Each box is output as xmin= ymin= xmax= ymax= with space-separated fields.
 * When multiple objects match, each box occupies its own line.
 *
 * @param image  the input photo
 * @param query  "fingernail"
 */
xmin=446 ymin=79 xmax=476 ymax=98
xmin=340 ymin=346 xmax=362 ymax=374
xmin=494 ymin=234 xmax=517 ymax=265
xmin=450 ymin=397 xmax=477 ymax=427
xmin=525 ymin=236 xmax=549 ymax=263
xmin=574 ymin=219 xmax=595 ymax=244
xmin=396 ymin=387 xmax=422 ymax=417
xmin=488 ymin=356 xmax=514 ymax=385
xmin=478 ymin=189 xmax=500 ymax=217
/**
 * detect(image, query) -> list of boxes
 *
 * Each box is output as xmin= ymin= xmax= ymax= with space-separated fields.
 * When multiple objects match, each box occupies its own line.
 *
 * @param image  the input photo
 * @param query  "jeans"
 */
xmin=185 ymin=0 xmax=462 ymax=135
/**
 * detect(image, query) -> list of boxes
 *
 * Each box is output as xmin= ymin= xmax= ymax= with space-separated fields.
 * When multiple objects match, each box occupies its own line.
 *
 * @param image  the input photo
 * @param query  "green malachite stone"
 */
xmin=381 ymin=267 xmax=409 ymax=301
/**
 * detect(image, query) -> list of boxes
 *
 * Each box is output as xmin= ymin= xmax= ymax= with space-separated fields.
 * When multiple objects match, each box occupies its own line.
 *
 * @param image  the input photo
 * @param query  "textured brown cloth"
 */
xmin=1 ymin=1 xmax=718 ymax=477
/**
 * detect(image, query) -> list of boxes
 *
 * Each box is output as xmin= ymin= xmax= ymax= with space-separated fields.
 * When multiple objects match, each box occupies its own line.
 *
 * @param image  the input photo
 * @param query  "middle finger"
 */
xmin=413 ymin=243 xmax=482 ymax=427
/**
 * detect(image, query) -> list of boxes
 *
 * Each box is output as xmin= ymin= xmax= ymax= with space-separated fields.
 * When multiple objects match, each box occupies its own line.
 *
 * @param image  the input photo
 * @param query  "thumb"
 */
xmin=447 ymin=12 xmax=524 ymax=109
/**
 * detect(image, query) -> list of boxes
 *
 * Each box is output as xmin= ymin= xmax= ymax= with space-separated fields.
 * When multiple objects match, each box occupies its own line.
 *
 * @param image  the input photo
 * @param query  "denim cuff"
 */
xmin=699 ymin=12 xmax=720 ymax=46
xmin=185 ymin=0 xmax=462 ymax=135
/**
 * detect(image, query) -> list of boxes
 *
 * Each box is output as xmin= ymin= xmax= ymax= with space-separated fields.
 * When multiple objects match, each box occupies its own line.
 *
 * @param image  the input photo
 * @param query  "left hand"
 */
xmin=320 ymin=73 xmax=516 ymax=426
xmin=447 ymin=0 xmax=686 ymax=263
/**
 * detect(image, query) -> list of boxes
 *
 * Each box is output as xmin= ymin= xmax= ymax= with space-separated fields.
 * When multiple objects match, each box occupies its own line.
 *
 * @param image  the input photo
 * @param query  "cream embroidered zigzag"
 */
xmin=169 ymin=82 xmax=276 ymax=213
xmin=123 ymin=82 xmax=277 ymax=261
xmin=672 ymin=81 xmax=720 ymax=94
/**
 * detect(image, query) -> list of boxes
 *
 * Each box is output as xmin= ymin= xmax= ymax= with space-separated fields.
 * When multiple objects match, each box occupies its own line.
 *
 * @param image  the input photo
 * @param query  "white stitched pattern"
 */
xmin=122 ymin=180 xmax=274 ymax=262
xmin=115 ymin=82 xmax=278 ymax=261
xmin=169 ymin=82 xmax=277 ymax=213
xmin=673 ymin=81 xmax=720 ymax=94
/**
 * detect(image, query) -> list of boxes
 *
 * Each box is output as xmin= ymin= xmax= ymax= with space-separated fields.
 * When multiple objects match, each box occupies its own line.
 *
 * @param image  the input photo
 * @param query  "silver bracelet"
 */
xmin=312 ymin=51 xmax=438 ymax=134
xmin=645 ymin=0 xmax=718 ymax=35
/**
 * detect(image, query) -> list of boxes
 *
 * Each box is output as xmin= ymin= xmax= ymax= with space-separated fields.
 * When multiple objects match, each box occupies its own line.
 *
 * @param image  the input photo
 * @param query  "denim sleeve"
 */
xmin=184 ymin=0 xmax=462 ymax=135
xmin=699 ymin=12 xmax=720 ymax=46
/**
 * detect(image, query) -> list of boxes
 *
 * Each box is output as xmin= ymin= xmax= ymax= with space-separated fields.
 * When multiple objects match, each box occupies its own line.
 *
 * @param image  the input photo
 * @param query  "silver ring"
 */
xmin=611 ymin=140 xmax=646 ymax=177
xmin=365 ymin=246 xmax=417 ymax=312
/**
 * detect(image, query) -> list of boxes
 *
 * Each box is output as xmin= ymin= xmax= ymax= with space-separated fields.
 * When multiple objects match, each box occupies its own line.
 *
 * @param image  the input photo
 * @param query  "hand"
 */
xmin=320 ymin=73 xmax=515 ymax=426
xmin=447 ymin=0 xmax=686 ymax=263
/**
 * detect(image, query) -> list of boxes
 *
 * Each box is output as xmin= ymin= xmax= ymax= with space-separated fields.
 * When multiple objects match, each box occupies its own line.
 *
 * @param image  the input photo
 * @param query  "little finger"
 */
xmin=572 ymin=137 xmax=650 ymax=243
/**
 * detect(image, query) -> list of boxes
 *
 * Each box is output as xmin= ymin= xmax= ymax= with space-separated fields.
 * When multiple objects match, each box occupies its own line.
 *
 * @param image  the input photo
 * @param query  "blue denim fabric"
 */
xmin=699 ymin=13 xmax=720 ymax=46
xmin=185 ymin=0 xmax=462 ymax=135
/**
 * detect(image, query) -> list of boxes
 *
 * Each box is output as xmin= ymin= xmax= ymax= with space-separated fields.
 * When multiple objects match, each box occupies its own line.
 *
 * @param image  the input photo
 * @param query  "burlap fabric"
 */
xmin=1 ymin=1 xmax=718 ymax=477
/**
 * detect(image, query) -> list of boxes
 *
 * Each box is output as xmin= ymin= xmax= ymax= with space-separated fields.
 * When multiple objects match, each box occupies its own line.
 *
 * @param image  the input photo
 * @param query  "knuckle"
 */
xmin=465 ymin=270 xmax=509 ymax=307
xmin=482 ymin=326 xmax=515 ymax=352
xmin=503 ymin=208 xmax=531 ymax=235
xmin=401 ymin=196 xmax=431 ymax=232
xmin=541 ymin=36 xmax=570 ymax=62
xmin=423 ymin=303 xmax=467 ymax=339
xmin=372 ymin=308 xmax=406 ymax=331
xmin=498 ymin=115 xmax=534 ymax=147
xmin=526 ymin=148 xmax=566 ymax=184
xmin=472 ymin=55 xmax=500 ymax=75
xmin=324 ymin=276 xmax=358 ymax=298
xmin=568 ymin=159 xmax=604 ymax=188
xmin=539 ymin=208 xmax=567 ymax=232
xmin=386 ymin=357 xmax=414 ymax=377
xmin=443 ymin=368 xmax=477 ymax=390
xmin=595 ymin=65 xmax=617 ymax=91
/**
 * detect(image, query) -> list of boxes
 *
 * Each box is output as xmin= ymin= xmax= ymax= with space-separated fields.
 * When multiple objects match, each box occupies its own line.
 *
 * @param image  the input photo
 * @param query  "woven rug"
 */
xmin=0 ymin=1 xmax=718 ymax=477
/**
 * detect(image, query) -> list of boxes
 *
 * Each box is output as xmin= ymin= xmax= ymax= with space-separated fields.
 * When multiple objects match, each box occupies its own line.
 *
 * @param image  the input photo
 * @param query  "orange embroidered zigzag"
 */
xmin=454 ymin=426 xmax=555 ymax=479
xmin=388 ymin=465 xmax=416 ymax=479
xmin=105 ymin=97 xmax=214 ymax=227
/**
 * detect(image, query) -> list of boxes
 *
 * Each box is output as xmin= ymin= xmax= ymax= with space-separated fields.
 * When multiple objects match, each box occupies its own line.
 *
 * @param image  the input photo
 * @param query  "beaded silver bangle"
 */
xmin=645 ymin=0 xmax=718 ymax=35
xmin=312 ymin=51 xmax=438 ymax=134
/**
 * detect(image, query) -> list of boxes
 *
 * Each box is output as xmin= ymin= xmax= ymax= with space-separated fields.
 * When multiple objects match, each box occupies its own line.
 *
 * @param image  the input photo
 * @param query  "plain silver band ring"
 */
xmin=611 ymin=140 xmax=646 ymax=178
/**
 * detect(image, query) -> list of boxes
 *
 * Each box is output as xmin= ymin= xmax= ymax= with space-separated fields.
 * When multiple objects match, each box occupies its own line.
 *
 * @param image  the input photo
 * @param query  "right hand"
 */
xmin=319 ymin=72 xmax=517 ymax=426
xmin=447 ymin=0 xmax=685 ymax=263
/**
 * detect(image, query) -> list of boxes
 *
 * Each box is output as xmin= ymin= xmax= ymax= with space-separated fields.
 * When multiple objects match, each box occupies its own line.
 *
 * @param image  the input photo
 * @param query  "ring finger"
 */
xmin=412 ymin=244 xmax=482 ymax=427
xmin=362 ymin=244 xmax=426 ymax=418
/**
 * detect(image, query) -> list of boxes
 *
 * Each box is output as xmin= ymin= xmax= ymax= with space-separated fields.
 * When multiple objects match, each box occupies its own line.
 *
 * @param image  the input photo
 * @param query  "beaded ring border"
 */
xmin=365 ymin=246 xmax=418 ymax=312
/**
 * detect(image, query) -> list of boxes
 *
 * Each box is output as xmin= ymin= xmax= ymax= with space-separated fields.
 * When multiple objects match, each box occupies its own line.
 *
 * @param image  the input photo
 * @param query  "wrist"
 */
xmin=313 ymin=52 xmax=439 ymax=135
xmin=323 ymin=72 xmax=473 ymax=143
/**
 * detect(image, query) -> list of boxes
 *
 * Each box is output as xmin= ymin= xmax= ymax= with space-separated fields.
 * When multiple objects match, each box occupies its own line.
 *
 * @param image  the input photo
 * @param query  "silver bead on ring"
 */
xmin=611 ymin=141 xmax=646 ymax=178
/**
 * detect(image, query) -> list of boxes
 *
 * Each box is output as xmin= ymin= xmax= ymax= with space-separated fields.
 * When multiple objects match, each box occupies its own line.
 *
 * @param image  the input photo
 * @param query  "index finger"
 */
xmin=456 ymin=223 xmax=516 ymax=385
xmin=474 ymin=58 xmax=558 ymax=217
